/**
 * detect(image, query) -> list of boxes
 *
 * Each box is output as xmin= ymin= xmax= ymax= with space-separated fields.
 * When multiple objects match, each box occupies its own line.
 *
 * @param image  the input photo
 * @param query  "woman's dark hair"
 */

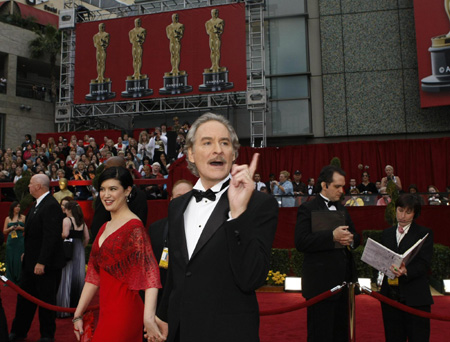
xmin=98 ymin=166 xmax=133 ymax=190
xmin=65 ymin=200 xmax=85 ymax=227
xmin=317 ymin=165 xmax=346 ymax=192
xmin=361 ymin=171 xmax=370 ymax=179
xmin=9 ymin=201 xmax=20 ymax=219
xmin=408 ymin=184 xmax=419 ymax=193
xmin=395 ymin=193 xmax=421 ymax=220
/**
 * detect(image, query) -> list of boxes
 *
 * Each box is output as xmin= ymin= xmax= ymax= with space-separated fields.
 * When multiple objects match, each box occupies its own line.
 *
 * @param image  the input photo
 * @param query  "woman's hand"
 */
xmin=73 ymin=317 xmax=84 ymax=341
xmin=143 ymin=315 xmax=166 ymax=342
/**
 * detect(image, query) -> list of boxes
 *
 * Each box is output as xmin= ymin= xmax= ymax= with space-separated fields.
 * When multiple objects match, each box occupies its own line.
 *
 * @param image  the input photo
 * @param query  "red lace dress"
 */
xmin=86 ymin=219 xmax=161 ymax=341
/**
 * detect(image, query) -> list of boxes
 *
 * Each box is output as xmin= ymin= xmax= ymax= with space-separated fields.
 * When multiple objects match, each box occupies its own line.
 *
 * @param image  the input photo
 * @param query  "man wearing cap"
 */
xmin=293 ymin=170 xmax=307 ymax=196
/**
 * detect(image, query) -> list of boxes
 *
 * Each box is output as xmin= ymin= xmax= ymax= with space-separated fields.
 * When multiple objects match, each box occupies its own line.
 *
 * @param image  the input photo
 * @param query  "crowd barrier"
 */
xmin=2 ymin=274 xmax=449 ymax=342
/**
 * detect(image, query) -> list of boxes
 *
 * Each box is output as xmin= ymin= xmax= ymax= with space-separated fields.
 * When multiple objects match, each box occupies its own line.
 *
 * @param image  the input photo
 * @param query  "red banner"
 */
xmin=414 ymin=0 xmax=450 ymax=107
xmin=73 ymin=3 xmax=246 ymax=104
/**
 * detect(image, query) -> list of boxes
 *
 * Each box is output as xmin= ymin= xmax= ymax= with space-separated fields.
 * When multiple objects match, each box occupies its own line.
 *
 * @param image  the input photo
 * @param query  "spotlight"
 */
xmin=284 ymin=277 xmax=302 ymax=292
xmin=358 ymin=278 xmax=372 ymax=290
xmin=444 ymin=279 xmax=450 ymax=294
xmin=26 ymin=106 xmax=31 ymax=111
xmin=20 ymin=104 xmax=25 ymax=110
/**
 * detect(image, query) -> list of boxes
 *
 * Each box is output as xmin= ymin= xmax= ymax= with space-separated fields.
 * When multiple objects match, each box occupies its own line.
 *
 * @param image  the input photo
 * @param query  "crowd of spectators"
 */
xmin=0 ymin=117 xmax=191 ymax=201
xmin=0 ymin=125 xmax=448 ymax=207
xmin=255 ymin=167 xmax=450 ymax=208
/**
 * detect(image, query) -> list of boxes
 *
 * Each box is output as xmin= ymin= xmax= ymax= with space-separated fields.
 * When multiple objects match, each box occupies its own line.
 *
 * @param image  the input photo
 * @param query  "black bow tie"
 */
xmin=192 ymin=179 xmax=230 ymax=203
xmin=324 ymin=199 xmax=338 ymax=208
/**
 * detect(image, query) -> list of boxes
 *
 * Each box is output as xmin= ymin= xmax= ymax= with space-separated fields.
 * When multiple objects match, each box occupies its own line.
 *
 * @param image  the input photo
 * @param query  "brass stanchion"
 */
xmin=348 ymin=282 xmax=356 ymax=342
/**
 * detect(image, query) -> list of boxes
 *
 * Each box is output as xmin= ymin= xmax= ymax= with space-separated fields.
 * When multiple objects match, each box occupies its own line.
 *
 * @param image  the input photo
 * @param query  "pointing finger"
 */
xmin=248 ymin=153 xmax=259 ymax=178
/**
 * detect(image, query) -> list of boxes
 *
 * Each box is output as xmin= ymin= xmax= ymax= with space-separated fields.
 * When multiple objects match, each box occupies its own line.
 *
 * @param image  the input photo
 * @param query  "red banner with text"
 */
xmin=73 ymin=3 xmax=246 ymax=104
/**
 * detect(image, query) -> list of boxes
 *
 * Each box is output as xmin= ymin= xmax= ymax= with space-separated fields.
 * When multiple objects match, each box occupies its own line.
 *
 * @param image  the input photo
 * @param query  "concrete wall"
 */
xmin=0 ymin=22 xmax=56 ymax=149
xmin=318 ymin=0 xmax=450 ymax=137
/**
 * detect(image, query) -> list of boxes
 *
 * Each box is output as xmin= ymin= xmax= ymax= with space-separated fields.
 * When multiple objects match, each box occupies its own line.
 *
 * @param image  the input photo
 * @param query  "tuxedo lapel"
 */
xmin=171 ymin=192 xmax=193 ymax=265
xmin=398 ymin=223 xmax=422 ymax=254
xmin=190 ymin=190 xmax=230 ymax=261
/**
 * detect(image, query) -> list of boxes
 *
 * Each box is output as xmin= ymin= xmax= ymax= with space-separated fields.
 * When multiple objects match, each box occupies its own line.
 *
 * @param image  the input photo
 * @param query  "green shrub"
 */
xmin=362 ymin=230 xmax=383 ymax=245
xmin=269 ymin=248 xmax=290 ymax=275
xmin=290 ymin=248 xmax=304 ymax=277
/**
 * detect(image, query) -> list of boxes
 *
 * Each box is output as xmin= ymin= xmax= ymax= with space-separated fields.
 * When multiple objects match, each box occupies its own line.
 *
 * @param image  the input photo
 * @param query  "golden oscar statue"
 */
xmin=85 ymin=23 xmax=116 ymax=100
xmin=122 ymin=18 xmax=153 ymax=97
xmin=53 ymin=178 xmax=74 ymax=203
xmin=199 ymin=9 xmax=233 ymax=92
xmin=160 ymin=13 xmax=192 ymax=95
xmin=421 ymin=0 xmax=450 ymax=92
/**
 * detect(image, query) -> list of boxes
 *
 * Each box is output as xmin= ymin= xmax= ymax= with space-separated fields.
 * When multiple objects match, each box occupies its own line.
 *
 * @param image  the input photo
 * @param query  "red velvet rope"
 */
xmin=361 ymin=287 xmax=450 ymax=321
xmin=1 ymin=277 xmax=99 ymax=313
xmin=259 ymin=285 xmax=343 ymax=316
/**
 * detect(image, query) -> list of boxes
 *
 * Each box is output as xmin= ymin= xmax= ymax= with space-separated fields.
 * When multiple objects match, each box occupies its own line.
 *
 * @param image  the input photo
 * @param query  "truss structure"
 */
xmin=56 ymin=0 xmax=267 ymax=146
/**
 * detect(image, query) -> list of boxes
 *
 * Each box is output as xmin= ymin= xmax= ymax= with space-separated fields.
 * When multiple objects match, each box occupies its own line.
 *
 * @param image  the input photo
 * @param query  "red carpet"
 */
xmin=2 ymin=285 xmax=449 ymax=341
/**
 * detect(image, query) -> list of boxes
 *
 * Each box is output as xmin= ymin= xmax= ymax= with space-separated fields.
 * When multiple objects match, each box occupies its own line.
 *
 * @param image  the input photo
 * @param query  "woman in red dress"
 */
xmin=72 ymin=166 xmax=165 ymax=342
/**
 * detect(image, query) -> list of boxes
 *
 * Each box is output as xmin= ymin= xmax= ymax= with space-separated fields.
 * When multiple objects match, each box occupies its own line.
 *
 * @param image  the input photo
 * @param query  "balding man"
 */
xmin=90 ymin=156 xmax=148 ymax=240
xmin=10 ymin=174 xmax=65 ymax=342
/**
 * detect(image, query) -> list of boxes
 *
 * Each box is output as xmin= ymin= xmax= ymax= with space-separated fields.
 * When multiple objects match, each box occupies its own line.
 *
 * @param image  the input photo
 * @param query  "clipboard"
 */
xmin=311 ymin=210 xmax=346 ymax=248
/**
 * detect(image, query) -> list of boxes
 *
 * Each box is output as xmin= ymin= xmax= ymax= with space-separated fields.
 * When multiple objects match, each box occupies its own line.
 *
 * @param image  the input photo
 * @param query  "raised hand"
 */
xmin=228 ymin=153 xmax=259 ymax=219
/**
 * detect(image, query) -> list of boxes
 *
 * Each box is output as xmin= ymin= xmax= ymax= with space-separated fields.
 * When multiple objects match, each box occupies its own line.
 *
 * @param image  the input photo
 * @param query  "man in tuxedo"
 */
xmin=295 ymin=165 xmax=360 ymax=342
xmin=155 ymin=113 xmax=279 ymax=342
xmin=9 ymin=174 xmax=65 ymax=342
xmin=380 ymin=194 xmax=434 ymax=342
xmin=148 ymin=179 xmax=193 ymax=304
xmin=306 ymin=177 xmax=315 ymax=195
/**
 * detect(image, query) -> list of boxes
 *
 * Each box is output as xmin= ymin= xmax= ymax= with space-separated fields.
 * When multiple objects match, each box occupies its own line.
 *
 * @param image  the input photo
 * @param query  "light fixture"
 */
xmin=26 ymin=106 xmax=31 ymax=111
xmin=443 ymin=279 xmax=450 ymax=294
xmin=358 ymin=278 xmax=372 ymax=290
xmin=284 ymin=277 xmax=302 ymax=291
xmin=20 ymin=104 xmax=25 ymax=110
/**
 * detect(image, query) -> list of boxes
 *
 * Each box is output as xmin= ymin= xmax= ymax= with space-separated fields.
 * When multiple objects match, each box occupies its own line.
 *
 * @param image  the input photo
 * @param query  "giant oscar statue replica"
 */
xmin=122 ymin=18 xmax=153 ymax=97
xmin=422 ymin=0 xmax=450 ymax=92
xmin=85 ymin=23 xmax=116 ymax=101
xmin=199 ymin=9 xmax=233 ymax=92
xmin=160 ymin=13 xmax=192 ymax=95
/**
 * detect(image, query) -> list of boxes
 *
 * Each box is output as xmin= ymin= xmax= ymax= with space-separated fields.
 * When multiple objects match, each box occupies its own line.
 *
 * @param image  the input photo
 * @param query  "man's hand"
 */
xmin=332 ymin=226 xmax=353 ymax=246
xmin=144 ymin=316 xmax=168 ymax=341
xmin=34 ymin=263 xmax=45 ymax=275
xmin=228 ymin=153 xmax=259 ymax=219
xmin=391 ymin=262 xmax=407 ymax=278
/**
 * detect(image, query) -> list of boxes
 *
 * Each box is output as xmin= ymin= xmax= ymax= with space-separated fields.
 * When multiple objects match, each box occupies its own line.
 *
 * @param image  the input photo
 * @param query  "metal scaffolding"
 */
xmin=56 ymin=0 xmax=267 ymax=144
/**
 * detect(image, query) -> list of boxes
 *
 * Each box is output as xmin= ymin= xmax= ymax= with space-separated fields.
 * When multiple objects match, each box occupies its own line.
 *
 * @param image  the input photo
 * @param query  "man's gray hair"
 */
xmin=184 ymin=113 xmax=240 ymax=177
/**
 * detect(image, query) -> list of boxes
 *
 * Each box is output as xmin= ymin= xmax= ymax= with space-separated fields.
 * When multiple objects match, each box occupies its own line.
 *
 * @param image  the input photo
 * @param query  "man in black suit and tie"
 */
xmin=295 ymin=165 xmax=360 ymax=342
xmin=380 ymin=194 xmax=434 ymax=342
xmin=9 ymin=174 xmax=65 ymax=342
xmin=154 ymin=113 xmax=279 ymax=342
xmin=148 ymin=179 xmax=193 ymax=304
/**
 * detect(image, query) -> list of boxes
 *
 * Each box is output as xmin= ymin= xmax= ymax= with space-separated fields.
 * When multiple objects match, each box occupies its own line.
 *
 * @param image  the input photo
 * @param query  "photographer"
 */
xmin=148 ymin=127 xmax=167 ymax=164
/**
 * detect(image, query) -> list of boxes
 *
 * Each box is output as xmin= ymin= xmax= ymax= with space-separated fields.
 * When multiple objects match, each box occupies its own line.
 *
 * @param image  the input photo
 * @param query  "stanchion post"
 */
xmin=348 ymin=282 xmax=356 ymax=342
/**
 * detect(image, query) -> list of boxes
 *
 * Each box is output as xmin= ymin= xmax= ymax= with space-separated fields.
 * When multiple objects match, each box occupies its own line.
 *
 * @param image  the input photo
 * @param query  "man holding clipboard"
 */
xmin=295 ymin=165 xmax=360 ymax=342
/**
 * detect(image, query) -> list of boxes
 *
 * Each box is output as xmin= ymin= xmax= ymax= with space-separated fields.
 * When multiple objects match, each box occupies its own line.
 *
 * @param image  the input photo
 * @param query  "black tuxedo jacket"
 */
xmin=22 ymin=193 xmax=65 ymax=273
xmin=380 ymin=222 xmax=434 ymax=307
xmin=157 ymin=190 xmax=278 ymax=342
xmin=295 ymin=195 xmax=360 ymax=299
xmin=148 ymin=217 xmax=168 ymax=303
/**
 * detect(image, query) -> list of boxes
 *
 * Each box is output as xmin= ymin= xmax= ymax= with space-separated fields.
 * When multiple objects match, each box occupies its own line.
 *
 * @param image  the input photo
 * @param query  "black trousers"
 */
xmin=381 ymin=302 xmax=430 ymax=342
xmin=306 ymin=291 xmax=349 ymax=342
xmin=11 ymin=268 xmax=62 ymax=339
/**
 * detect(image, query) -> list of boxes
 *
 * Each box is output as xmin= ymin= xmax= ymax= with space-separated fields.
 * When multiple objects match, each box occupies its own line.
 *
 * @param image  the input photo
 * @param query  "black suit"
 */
xmin=148 ymin=217 xmax=168 ymax=305
xmin=295 ymin=195 xmax=360 ymax=342
xmin=11 ymin=193 xmax=65 ymax=340
xmin=380 ymin=223 xmax=434 ymax=342
xmin=157 ymin=190 xmax=278 ymax=342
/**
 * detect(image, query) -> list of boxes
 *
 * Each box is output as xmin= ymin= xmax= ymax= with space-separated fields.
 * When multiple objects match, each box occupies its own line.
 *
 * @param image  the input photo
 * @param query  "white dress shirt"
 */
xmin=184 ymin=176 xmax=230 ymax=259
xmin=396 ymin=223 xmax=412 ymax=246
